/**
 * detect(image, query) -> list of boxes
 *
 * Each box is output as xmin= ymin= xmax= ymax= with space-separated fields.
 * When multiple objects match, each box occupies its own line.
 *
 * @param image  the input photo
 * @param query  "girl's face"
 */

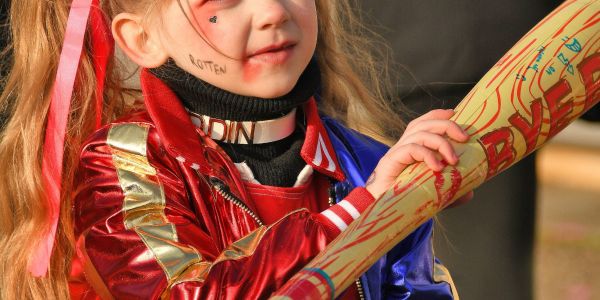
xmin=156 ymin=0 xmax=318 ymax=98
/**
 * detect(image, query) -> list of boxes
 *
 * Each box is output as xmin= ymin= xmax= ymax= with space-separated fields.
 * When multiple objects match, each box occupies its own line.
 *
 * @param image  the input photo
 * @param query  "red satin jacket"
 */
xmin=70 ymin=70 xmax=375 ymax=299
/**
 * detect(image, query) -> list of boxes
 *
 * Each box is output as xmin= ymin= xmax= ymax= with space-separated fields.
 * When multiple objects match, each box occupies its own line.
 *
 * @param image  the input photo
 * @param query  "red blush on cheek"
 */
xmin=190 ymin=8 xmax=220 ymax=45
xmin=243 ymin=60 xmax=261 ymax=82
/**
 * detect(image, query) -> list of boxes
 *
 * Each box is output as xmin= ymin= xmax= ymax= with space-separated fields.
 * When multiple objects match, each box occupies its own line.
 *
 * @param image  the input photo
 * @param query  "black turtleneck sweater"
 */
xmin=150 ymin=60 xmax=321 ymax=187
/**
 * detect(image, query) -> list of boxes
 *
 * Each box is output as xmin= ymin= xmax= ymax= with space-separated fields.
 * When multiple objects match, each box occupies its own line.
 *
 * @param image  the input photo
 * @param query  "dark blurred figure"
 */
xmin=0 ymin=1 xmax=7 ymax=43
xmin=1 ymin=0 xmax=10 ymax=130
xmin=359 ymin=1 xmax=565 ymax=299
xmin=1 ymin=0 xmax=9 ymax=81
xmin=583 ymin=105 xmax=600 ymax=121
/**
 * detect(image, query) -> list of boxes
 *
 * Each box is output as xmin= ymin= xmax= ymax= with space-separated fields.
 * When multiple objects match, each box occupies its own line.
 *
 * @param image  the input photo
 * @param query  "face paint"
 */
xmin=190 ymin=54 xmax=227 ymax=75
xmin=158 ymin=0 xmax=318 ymax=98
xmin=242 ymin=60 xmax=261 ymax=82
xmin=242 ymin=44 xmax=295 ymax=82
xmin=174 ymin=0 xmax=223 ymax=53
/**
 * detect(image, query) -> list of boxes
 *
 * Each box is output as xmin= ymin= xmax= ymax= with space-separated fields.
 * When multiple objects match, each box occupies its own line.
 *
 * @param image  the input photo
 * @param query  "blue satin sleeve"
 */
xmin=322 ymin=116 xmax=456 ymax=300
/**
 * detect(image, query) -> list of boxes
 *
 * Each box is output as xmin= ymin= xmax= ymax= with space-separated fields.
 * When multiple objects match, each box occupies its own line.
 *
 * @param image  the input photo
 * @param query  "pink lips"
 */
xmin=243 ymin=41 xmax=296 ymax=82
xmin=247 ymin=41 xmax=296 ymax=64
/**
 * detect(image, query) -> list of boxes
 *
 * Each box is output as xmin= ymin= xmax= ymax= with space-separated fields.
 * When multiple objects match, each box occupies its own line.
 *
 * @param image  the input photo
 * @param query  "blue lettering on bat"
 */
xmin=565 ymin=38 xmax=582 ymax=53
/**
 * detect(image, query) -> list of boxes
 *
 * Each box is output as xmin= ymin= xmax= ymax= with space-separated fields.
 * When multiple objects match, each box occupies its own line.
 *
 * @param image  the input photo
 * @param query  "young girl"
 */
xmin=0 ymin=0 xmax=470 ymax=298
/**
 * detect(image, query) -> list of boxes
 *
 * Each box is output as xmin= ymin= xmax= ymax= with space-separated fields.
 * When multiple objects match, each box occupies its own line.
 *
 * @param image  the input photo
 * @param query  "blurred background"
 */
xmin=1 ymin=0 xmax=598 ymax=299
xmin=535 ymin=120 xmax=600 ymax=300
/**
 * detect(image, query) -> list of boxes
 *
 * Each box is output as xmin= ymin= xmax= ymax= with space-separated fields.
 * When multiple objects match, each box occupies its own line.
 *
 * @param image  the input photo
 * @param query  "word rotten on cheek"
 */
xmin=479 ymin=52 xmax=600 ymax=180
xmin=189 ymin=54 xmax=227 ymax=76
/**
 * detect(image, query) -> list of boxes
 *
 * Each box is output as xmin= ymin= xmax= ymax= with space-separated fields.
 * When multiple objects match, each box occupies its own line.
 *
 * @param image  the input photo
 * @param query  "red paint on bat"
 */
xmin=473 ymin=89 xmax=503 ymax=135
xmin=579 ymin=17 xmax=600 ymax=33
xmin=584 ymin=11 xmax=600 ymax=25
xmin=479 ymin=127 xmax=516 ymax=180
xmin=479 ymin=53 xmax=595 ymax=180
xmin=463 ymin=160 xmax=487 ymax=178
xmin=497 ymin=43 xmax=544 ymax=102
xmin=448 ymin=169 xmax=463 ymax=206
xmin=331 ymin=214 xmax=406 ymax=255
xmin=487 ymin=39 xmax=537 ymax=89
xmin=454 ymin=87 xmax=478 ymax=121
xmin=378 ymin=206 xmax=402 ymax=219
xmin=516 ymin=49 xmax=542 ymax=116
xmin=538 ymin=59 xmax=554 ymax=96
xmin=392 ymin=168 xmax=429 ymax=196
xmin=577 ymin=52 xmax=600 ymax=110
xmin=546 ymin=79 xmax=575 ymax=138
xmin=528 ymin=71 xmax=537 ymax=102
xmin=406 ymin=216 xmax=428 ymax=231
xmin=381 ymin=173 xmax=437 ymax=213
xmin=582 ymin=35 xmax=600 ymax=58
xmin=462 ymin=173 xmax=485 ymax=189
xmin=331 ymin=261 xmax=354 ymax=279
xmin=353 ymin=204 xmax=402 ymax=230
xmin=351 ymin=237 xmax=394 ymax=276
xmin=374 ymin=209 xmax=402 ymax=225
xmin=287 ymin=270 xmax=331 ymax=299
xmin=515 ymin=63 xmax=536 ymax=116
xmin=559 ymin=32 xmax=599 ymax=78
xmin=519 ymin=0 xmax=576 ymax=44
xmin=538 ymin=28 xmax=593 ymax=90
xmin=414 ymin=200 xmax=434 ymax=215
xmin=509 ymin=99 xmax=544 ymax=155
xmin=377 ymin=204 xmax=401 ymax=221
xmin=527 ymin=42 xmax=552 ymax=102
xmin=512 ymin=65 xmax=525 ymax=114
xmin=407 ymin=163 xmax=420 ymax=174
xmin=320 ymin=255 xmax=341 ymax=270
xmin=552 ymin=2 xmax=593 ymax=38
xmin=463 ymin=100 xmax=487 ymax=132
xmin=433 ymin=168 xmax=463 ymax=209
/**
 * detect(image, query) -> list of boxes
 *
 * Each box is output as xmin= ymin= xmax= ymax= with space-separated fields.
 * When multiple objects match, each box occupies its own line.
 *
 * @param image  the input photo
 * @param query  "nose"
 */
xmin=253 ymin=0 xmax=291 ymax=30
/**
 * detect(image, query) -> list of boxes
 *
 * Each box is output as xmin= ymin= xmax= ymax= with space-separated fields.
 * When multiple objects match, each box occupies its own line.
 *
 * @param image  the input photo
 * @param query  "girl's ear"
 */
xmin=112 ymin=13 xmax=169 ymax=68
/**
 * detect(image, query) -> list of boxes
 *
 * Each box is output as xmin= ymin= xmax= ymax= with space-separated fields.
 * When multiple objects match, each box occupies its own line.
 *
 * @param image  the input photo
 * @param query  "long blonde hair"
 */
xmin=0 ymin=0 xmax=404 ymax=298
xmin=315 ymin=0 xmax=406 ymax=144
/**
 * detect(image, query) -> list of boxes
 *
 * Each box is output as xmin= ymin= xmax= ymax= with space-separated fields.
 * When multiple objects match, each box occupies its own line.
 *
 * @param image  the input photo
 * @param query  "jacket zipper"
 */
xmin=209 ymin=177 xmax=264 ymax=227
xmin=355 ymin=278 xmax=365 ymax=300
xmin=207 ymin=175 xmax=365 ymax=298
xmin=328 ymin=184 xmax=365 ymax=300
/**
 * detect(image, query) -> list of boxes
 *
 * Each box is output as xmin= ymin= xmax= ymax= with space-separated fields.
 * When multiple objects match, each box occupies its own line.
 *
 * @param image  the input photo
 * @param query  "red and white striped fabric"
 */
xmin=318 ymin=187 xmax=375 ymax=236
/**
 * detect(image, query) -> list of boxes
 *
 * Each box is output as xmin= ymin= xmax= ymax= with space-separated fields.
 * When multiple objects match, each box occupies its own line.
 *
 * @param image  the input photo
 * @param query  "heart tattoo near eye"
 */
xmin=209 ymin=16 xmax=217 ymax=23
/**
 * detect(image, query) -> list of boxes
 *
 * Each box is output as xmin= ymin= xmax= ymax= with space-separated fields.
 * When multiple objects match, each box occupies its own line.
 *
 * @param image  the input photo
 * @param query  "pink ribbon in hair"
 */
xmin=31 ymin=0 xmax=113 ymax=276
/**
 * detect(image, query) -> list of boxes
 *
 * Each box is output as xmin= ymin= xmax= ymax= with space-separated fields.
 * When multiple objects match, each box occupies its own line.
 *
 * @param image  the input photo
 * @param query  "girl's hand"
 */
xmin=366 ymin=109 xmax=470 ymax=200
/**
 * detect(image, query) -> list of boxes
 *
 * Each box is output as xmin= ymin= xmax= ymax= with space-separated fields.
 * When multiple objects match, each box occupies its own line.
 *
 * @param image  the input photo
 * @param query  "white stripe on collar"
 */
xmin=189 ymin=108 xmax=297 ymax=144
